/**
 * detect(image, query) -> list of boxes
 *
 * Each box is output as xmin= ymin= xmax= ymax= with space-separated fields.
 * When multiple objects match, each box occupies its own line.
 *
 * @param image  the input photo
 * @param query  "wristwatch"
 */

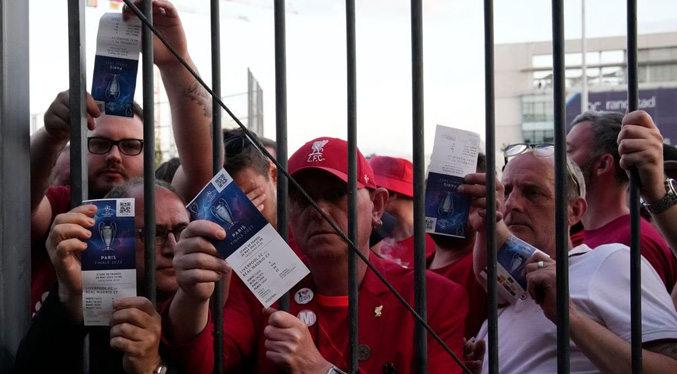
xmin=327 ymin=366 xmax=347 ymax=374
xmin=642 ymin=178 xmax=677 ymax=214
xmin=153 ymin=362 xmax=168 ymax=374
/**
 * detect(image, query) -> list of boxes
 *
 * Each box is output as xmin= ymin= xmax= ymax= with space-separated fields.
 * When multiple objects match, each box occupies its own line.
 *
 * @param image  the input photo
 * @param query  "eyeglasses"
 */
xmin=137 ymin=225 xmax=187 ymax=246
xmin=503 ymin=143 xmax=582 ymax=197
xmin=224 ymin=132 xmax=259 ymax=157
xmin=503 ymin=143 xmax=555 ymax=165
xmin=88 ymin=137 xmax=144 ymax=156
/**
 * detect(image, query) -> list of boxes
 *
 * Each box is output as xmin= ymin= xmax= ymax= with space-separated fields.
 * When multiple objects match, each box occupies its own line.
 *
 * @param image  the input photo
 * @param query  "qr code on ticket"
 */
xmin=213 ymin=172 xmax=230 ymax=191
xmin=116 ymin=199 xmax=134 ymax=217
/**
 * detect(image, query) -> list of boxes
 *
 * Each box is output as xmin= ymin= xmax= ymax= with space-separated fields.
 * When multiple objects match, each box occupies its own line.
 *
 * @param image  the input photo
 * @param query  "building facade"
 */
xmin=495 ymin=32 xmax=677 ymax=168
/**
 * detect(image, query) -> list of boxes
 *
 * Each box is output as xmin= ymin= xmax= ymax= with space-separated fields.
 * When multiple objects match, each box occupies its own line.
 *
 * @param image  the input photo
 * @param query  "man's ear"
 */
xmin=371 ymin=187 xmax=389 ymax=221
xmin=269 ymin=160 xmax=277 ymax=184
xmin=568 ymin=196 xmax=587 ymax=227
xmin=595 ymin=153 xmax=615 ymax=177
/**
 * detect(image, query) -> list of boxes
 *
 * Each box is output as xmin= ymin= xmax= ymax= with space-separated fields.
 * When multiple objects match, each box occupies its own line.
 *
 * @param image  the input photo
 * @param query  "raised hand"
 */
xmin=110 ymin=297 xmax=163 ymax=374
xmin=618 ymin=110 xmax=665 ymax=203
xmin=45 ymin=204 xmax=98 ymax=321
xmin=263 ymin=308 xmax=334 ymax=374
xmin=123 ymin=0 xmax=188 ymax=68
xmin=43 ymin=90 xmax=100 ymax=141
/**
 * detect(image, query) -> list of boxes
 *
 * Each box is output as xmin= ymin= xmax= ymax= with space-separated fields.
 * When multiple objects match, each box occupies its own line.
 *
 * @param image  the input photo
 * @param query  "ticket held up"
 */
xmin=187 ymin=169 xmax=310 ymax=307
xmin=81 ymin=198 xmax=137 ymax=326
xmin=480 ymin=235 xmax=539 ymax=303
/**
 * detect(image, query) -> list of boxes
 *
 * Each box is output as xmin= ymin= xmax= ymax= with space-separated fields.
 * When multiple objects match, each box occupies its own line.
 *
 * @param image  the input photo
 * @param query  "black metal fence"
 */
xmin=0 ymin=0 xmax=646 ymax=373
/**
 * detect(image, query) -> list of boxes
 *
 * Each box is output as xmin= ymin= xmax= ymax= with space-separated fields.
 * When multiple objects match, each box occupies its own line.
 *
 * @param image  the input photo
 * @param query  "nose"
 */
xmin=309 ymin=199 xmax=330 ymax=222
xmin=504 ymin=190 xmax=524 ymax=215
xmin=105 ymin=144 xmax=123 ymax=163
xmin=160 ymin=232 xmax=178 ymax=257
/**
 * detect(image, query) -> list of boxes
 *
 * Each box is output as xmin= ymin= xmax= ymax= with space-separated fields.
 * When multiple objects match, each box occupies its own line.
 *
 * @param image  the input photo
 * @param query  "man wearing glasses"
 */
xmin=16 ymin=179 xmax=189 ymax=374
xmin=29 ymin=0 xmax=214 ymax=316
xmin=460 ymin=146 xmax=677 ymax=373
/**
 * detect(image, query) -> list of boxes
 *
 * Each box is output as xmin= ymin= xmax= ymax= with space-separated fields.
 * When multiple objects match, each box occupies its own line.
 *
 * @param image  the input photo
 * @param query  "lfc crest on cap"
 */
xmin=307 ymin=139 xmax=329 ymax=163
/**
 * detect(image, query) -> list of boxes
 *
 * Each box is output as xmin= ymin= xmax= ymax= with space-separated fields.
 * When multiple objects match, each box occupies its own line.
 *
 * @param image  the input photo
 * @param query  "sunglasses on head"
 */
xmin=223 ymin=132 xmax=260 ymax=157
xmin=503 ymin=143 xmax=581 ymax=197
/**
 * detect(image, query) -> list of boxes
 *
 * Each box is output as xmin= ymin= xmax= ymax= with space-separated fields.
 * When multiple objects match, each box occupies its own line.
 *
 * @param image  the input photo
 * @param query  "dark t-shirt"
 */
xmin=583 ymin=214 xmax=677 ymax=292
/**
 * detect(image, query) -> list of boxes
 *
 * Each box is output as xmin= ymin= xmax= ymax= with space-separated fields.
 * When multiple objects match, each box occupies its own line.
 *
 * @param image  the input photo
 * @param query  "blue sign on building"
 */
xmin=566 ymin=87 xmax=677 ymax=143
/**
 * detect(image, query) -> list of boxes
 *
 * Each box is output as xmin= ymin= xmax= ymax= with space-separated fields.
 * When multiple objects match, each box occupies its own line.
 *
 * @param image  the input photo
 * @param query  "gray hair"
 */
xmin=105 ymin=177 xmax=183 ymax=204
xmin=566 ymin=158 xmax=586 ymax=204
xmin=571 ymin=111 xmax=627 ymax=185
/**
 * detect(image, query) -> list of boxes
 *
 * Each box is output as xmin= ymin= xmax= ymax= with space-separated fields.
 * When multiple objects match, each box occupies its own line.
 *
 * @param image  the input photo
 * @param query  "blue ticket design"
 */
xmin=481 ymin=235 xmax=537 ymax=303
xmin=91 ymin=56 xmax=138 ymax=117
xmin=425 ymin=172 xmax=471 ymax=238
xmin=91 ymin=13 xmax=141 ymax=118
xmin=425 ymin=125 xmax=480 ymax=238
xmin=187 ymin=169 xmax=309 ymax=307
xmin=82 ymin=198 xmax=137 ymax=325
xmin=187 ymin=170 xmax=270 ymax=259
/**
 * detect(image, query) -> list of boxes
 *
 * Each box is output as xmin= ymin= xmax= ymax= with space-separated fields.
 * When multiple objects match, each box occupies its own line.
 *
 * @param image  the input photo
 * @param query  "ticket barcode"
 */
xmin=214 ymin=172 xmax=229 ymax=191
xmin=425 ymin=217 xmax=436 ymax=231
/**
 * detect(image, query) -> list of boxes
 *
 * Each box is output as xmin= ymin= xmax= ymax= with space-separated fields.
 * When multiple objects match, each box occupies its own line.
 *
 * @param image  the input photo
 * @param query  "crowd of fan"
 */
xmin=12 ymin=1 xmax=677 ymax=373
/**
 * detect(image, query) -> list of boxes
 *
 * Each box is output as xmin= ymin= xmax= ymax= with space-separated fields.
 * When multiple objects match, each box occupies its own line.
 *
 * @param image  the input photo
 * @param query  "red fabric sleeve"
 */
xmin=424 ymin=274 xmax=469 ymax=374
xmin=160 ymin=277 xmax=266 ymax=374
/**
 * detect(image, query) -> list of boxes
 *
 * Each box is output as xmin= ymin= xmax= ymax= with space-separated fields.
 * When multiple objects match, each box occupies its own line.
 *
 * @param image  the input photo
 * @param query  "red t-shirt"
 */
xmin=583 ymin=214 xmax=677 ymax=292
xmin=31 ymin=186 xmax=71 ymax=316
xmin=379 ymin=234 xmax=436 ymax=268
xmin=162 ymin=255 xmax=468 ymax=374
xmin=427 ymin=250 xmax=488 ymax=339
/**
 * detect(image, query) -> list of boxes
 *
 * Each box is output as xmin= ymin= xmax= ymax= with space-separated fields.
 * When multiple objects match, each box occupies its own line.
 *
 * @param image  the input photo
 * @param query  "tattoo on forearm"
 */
xmin=184 ymin=81 xmax=213 ymax=119
xmin=647 ymin=341 xmax=677 ymax=360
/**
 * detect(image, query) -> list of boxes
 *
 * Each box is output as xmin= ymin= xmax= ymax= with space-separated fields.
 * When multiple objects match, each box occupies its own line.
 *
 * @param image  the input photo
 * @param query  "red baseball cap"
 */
xmin=368 ymin=156 xmax=413 ymax=198
xmin=288 ymin=137 xmax=377 ymax=189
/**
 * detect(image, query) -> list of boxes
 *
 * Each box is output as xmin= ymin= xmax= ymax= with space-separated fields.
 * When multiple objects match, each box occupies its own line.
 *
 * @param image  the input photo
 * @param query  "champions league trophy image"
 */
xmin=437 ymin=191 xmax=454 ymax=217
xmin=99 ymin=221 xmax=117 ymax=252
xmin=105 ymin=74 xmax=121 ymax=100
xmin=188 ymin=204 xmax=200 ymax=219
xmin=510 ymin=252 xmax=527 ymax=273
xmin=211 ymin=198 xmax=237 ymax=228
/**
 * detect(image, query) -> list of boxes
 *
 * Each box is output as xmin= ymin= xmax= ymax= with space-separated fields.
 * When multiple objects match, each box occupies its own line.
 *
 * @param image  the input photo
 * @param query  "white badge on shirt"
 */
xmin=294 ymin=287 xmax=314 ymax=305
xmin=297 ymin=310 xmax=317 ymax=326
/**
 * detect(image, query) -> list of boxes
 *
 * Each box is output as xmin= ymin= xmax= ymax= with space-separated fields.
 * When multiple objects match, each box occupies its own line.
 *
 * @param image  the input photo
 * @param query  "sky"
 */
xmin=29 ymin=0 xmax=677 ymax=159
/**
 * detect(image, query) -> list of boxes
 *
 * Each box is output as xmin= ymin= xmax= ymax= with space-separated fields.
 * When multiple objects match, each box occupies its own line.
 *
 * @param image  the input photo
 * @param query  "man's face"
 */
xmin=289 ymin=170 xmax=375 ymax=261
xmin=130 ymin=186 xmax=189 ymax=297
xmin=87 ymin=115 xmax=144 ymax=198
xmin=502 ymin=154 xmax=557 ymax=256
xmin=233 ymin=166 xmax=278 ymax=229
xmin=566 ymin=121 xmax=597 ymax=188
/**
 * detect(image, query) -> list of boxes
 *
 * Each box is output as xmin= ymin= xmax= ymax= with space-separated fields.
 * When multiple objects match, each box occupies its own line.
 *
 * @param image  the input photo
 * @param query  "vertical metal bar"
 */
xmin=551 ymin=1 xmax=570 ymax=373
xmin=580 ymin=0 xmax=588 ymax=113
xmin=626 ymin=1 xmax=642 ymax=372
xmin=248 ymin=69 xmax=255 ymax=131
xmin=483 ymin=1 xmax=499 ymax=373
xmin=68 ymin=0 xmax=88 ymax=208
xmin=210 ymin=1 xmax=224 ymax=373
xmin=67 ymin=1 xmax=89 ymax=371
xmin=274 ymin=0 xmax=290 ymax=313
xmin=141 ymin=0 xmax=156 ymax=305
xmin=0 ymin=0 xmax=30 ymax=371
xmin=345 ymin=0 xmax=359 ymax=372
xmin=411 ymin=0 xmax=427 ymax=372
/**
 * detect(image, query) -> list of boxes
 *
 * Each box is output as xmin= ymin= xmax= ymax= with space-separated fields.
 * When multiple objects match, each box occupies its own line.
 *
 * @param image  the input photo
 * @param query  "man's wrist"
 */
xmin=325 ymin=365 xmax=347 ymax=374
xmin=642 ymin=181 xmax=667 ymax=204
xmin=642 ymin=178 xmax=677 ymax=214
xmin=151 ymin=358 xmax=166 ymax=374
